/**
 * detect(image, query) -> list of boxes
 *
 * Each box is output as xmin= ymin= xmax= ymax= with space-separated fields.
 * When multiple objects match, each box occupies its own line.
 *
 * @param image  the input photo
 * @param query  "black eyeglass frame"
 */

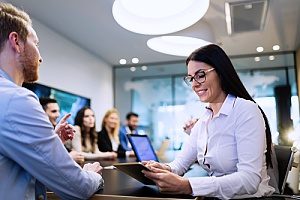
xmin=183 ymin=68 xmax=215 ymax=86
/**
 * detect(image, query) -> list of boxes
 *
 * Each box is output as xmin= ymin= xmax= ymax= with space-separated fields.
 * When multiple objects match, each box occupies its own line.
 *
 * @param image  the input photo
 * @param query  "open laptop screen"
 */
xmin=127 ymin=134 xmax=159 ymax=162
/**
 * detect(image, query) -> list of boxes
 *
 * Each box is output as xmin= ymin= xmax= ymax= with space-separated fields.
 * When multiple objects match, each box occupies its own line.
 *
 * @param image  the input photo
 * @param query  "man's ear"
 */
xmin=8 ymin=32 xmax=24 ymax=53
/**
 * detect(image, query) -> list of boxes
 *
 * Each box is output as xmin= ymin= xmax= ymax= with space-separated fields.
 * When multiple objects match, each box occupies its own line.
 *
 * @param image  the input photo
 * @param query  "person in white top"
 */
xmin=143 ymin=44 xmax=276 ymax=199
xmin=71 ymin=106 xmax=117 ymax=160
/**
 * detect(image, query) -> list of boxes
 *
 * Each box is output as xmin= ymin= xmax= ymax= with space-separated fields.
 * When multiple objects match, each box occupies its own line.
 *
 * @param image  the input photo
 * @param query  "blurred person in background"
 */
xmin=119 ymin=112 xmax=140 ymax=151
xmin=71 ymin=106 xmax=117 ymax=160
xmin=40 ymin=97 xmax=84 ymax=164
xmin=39 ymin=97 xmax=60 ymax=127
xmin=98 ymin=108 xmax=127 ymax=158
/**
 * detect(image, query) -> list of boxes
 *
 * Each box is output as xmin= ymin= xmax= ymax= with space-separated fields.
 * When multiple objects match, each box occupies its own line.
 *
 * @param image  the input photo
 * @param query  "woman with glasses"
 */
xmin=142 ymin=44 xmax=276 ymax=199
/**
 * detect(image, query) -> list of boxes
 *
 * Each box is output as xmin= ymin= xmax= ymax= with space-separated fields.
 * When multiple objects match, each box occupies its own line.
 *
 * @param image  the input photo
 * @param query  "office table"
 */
xmin=47 ymin=157 xmax=299 ymax=200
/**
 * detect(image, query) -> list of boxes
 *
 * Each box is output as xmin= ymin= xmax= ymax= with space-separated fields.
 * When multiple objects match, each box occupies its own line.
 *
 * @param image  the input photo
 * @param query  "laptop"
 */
xmin=126 ymin=134 xmax=159 ymax=162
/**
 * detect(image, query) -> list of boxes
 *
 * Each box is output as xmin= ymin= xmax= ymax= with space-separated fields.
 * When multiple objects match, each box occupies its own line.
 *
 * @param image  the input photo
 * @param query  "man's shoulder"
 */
xmin=0 ymin=79 xmax=42 ymax=125
xmin=0 ymin=79 xmax=38 ymax=110
xmin=119 ymin=125 xmax=127 ymax=132
xmin=0 ymin=78 xmax=36 ymax=98
xmin=119 ymin=126 xmax=129 ymax=139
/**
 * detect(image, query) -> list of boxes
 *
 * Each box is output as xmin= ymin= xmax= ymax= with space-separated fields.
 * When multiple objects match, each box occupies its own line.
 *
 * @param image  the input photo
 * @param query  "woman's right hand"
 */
xmin=142 ymin=160 xmax=171 ymax=172
xmin=183 ymin=118 xmax=198 ymax=135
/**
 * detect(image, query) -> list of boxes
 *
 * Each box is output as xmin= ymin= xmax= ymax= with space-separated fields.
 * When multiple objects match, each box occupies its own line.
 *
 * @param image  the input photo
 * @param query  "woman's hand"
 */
xmin=183 ymin=118 xmax=198 ymax=135
xmin=142 ymin=167 xmax=192 ymax=194
xmin=142 ymin=160 xmax=171 ymax=171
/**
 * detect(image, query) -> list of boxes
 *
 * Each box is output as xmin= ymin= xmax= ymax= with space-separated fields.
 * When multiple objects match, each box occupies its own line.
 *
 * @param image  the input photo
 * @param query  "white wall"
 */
xmin=33 ymin=19 xmax=113 ymax=131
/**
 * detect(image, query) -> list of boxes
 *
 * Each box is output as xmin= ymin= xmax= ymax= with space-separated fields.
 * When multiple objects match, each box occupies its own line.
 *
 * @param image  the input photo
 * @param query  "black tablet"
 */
xmin=113 ymin=162 xmax=155 ymax=185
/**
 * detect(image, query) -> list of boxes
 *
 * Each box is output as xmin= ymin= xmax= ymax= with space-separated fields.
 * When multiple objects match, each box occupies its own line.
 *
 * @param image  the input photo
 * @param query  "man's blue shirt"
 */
xmin=0 ymin=69 xmax=102 ymax=199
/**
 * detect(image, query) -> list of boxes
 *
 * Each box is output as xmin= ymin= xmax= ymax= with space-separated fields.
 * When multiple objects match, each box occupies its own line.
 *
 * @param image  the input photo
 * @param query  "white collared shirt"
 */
xmin=168 ymin=94 xmax=275 ymax=199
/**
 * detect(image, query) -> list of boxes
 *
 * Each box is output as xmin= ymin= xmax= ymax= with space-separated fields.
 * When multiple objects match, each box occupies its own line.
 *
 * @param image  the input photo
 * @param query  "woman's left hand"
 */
xmin=142 ymin=167 xmax=192 ymax=194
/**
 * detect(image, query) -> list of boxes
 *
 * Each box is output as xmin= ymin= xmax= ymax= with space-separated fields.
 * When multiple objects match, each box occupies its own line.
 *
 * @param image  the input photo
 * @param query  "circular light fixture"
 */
xmin=147 ymin=36 xmax=211 ymax=57
xmin=141 ymin=65 xmax=148 ymax=71
xmin=119 ymin=59 xmax=127 ymax=65
xmin=130 ymin=67 xmax=136 ymax=72
xmin=272 ymin=45 xmax=280 ymax=51
xmin=112 ymin=0 xmax=210 ymax=35
xmin=254 ymin=57 xmax=260 ymax=62
xmin=269 ymin=55 xmax=275 ymax=61
xmin=132 ymin=57 xmax=139 ymax=64
xmin=256 ymin=47 xmax=264 ymax=52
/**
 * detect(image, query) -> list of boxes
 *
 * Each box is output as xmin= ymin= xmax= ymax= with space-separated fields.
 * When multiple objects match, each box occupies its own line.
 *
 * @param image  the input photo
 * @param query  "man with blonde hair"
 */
xmin=0 ymin=3 xmax=103 ymax=199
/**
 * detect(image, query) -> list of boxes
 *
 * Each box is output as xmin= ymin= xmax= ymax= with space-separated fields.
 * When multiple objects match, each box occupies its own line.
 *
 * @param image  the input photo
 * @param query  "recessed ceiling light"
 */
xmin=132 ymin=58 xmax=139 ymax=64
xmin=225 ymin=3 xmax=232 ymax=35
xmin=130 ymin=67 xmax=136 ymax=72
xmin=269 ymin=55 xmax=275 ymax=61
xmin=147 ymin=36 xmax=211 ymax=57
xmin=272 ymin=45 xmax=280 ymax=51
xmin=119 ymin=59 xmax=127 ymax=65
xmin=256 ymin=47 xmax=264 ymax=52
xmin=141 ymin=65 xmax=148 ymax=71
xmin=112 ymin=0 xmax=210 ymax=35
xmin=244 ymin=4 xmax=253 ymax=9
xmin=254 ymin=57 xmax=260 ymax=62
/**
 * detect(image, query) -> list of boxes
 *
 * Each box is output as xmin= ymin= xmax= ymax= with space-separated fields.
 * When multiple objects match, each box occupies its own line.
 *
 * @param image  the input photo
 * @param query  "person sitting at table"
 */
xmin=0 ymin=3 xmax=103 ymax=198
xmin=98 ymin=108 xmax=128 ymax=158
xmin=119 ymin=112 xmax=140 ymax=151
xmin=143 ymin=44 xmax=276 ymax=199
xmin=39 ymin=97 xmax=85 ymax=164
xmin=71 ymin=106 xmax=117 ymax=160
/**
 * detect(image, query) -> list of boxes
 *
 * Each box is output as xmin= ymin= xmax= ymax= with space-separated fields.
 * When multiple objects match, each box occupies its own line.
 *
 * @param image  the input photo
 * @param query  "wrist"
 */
xmin=182 ymin=178 xmax=192 ymax=195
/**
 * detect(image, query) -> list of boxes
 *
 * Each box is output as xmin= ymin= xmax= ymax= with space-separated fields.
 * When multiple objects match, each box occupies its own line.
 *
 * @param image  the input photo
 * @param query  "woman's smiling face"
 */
xmin=187 ymin=60 xmax=225 ymax=104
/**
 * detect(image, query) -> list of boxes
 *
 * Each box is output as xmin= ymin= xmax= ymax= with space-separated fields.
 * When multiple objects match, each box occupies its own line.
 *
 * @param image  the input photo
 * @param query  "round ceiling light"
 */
xmin=147 ymin=36 xmax=211 ymax=57
xmin=112 ymin=0 xmax=210 ymax=35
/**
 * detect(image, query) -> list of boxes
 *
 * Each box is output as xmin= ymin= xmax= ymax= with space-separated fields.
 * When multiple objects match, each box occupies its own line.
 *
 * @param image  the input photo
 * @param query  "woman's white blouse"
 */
xmin=168 ymin=94 xmax=275 ymax=199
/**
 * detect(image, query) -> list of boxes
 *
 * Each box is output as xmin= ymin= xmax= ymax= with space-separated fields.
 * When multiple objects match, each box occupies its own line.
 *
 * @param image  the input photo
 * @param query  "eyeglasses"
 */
xmin=183 ymin=68 xmax=215 ymax=86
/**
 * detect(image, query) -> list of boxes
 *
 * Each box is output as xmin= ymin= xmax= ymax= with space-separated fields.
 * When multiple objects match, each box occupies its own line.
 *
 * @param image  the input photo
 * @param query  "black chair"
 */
xmin=274 ymin=145 xmax=297 ymax=194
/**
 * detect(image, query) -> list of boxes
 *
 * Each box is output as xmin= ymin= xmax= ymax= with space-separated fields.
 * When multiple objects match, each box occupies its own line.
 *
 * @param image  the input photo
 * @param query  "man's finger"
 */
xmin=59 ymin=113 xmax=71 ymax=123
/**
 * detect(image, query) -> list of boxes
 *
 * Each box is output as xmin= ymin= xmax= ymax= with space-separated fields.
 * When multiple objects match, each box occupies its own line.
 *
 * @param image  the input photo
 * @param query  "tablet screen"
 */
xmin=127 ymin=134 xmax=159 ymax=162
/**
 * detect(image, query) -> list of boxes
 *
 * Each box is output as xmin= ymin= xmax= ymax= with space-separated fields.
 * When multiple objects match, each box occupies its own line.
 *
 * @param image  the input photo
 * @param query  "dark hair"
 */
xmin=39 ymin=97 xmax=57 ymax=111
xmin=126 ymin=112 xmax=139 ymax=120
xmin=186 ymin=44 xmax=273 ymax=168
xmin=74 ymin=106 xmax=97 ymax=152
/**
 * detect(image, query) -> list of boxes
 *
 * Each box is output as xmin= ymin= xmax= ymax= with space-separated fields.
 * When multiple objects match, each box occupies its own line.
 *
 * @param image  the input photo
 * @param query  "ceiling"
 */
xmin=7 ymin=0 xmax=300 ymax=67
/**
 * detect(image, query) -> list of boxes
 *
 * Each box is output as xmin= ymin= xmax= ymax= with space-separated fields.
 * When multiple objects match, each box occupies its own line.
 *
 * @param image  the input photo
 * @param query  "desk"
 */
xmin=92 ymin=157 xmax=195 ymax=199
xmin=47 ymin=157 xmax=297 ymax=200
xmin=95 ymin=166 xmax=194 ymax=199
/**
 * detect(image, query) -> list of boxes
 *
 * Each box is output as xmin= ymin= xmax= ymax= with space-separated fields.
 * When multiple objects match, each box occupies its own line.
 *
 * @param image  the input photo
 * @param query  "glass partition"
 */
xmin=114 ymin=52 xmax=298 ymax=148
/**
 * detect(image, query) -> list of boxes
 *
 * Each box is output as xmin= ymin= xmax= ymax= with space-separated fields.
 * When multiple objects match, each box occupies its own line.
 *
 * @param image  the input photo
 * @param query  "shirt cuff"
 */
xmin=97 ymin=178 xmax=104 ymax=190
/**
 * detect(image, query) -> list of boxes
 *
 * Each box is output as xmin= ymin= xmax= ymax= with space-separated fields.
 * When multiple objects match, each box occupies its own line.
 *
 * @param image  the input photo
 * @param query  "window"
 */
xmin=114 ymin=52 xmax=298 ymax=148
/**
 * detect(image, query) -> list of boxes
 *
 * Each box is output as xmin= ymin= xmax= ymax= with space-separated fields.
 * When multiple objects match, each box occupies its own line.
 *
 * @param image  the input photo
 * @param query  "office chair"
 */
xmin=274 ymin=145 xmax=297 ymax=194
